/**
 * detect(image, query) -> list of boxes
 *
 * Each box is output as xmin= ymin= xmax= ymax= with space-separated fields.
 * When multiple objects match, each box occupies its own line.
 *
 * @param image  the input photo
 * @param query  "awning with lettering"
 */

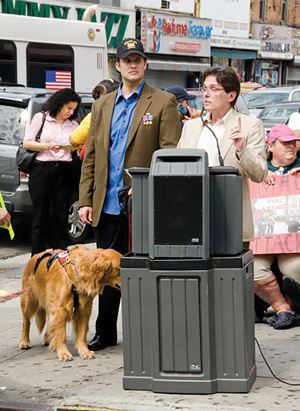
xmin=147 ymin=59 xmax=210 ymax=72
xmin=211 ymin=48 xmax=257 ymax=60
xmin=258 ymin=51 xmax=293 ymax=60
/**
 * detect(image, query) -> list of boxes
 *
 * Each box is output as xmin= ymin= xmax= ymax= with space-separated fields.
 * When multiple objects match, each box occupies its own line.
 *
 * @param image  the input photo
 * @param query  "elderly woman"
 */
xmin=254 ymin=124 xmax=300 ymax=329
xmin=23 ymin=88 xmax=81 ymax=255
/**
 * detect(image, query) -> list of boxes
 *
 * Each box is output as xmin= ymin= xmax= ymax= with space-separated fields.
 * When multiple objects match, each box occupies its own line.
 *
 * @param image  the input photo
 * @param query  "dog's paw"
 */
xmin=79 ymin=349 xmax=95 ymax=360
xmin=58 ymin=351 xmax=74 ymax=361
xmin=19 ymin=341 xmax=31 ymax=350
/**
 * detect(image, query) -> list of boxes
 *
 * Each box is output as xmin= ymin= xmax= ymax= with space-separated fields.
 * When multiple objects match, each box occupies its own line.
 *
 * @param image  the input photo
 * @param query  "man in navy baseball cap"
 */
xmin=165 ymin=85 xmax=199 ymax=123
xmin=116 ymin=38 xmax=146 ymax=60
xmin=165 ymin=85 xmax=196 ymax=101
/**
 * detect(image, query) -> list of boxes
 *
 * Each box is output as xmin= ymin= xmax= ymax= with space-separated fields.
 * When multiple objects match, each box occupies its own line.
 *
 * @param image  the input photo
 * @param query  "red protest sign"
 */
xmin=249 ymin=174 xmax=300 ymax=254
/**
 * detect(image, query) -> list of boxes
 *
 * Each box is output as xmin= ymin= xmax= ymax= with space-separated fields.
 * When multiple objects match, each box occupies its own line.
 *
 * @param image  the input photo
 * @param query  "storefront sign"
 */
xmin=292 ymin=29 xmax=300 ymax=57
xmin=211 ymin=36 xmax=260 ymax=50
xmin=253 ymin=23 xmax=293 ymax=61
xmin=141 ymin=10 xmax=211 ymax=57
xmin=0 ymin=0 xmax=135 ymax=50
xmin=249 ymin=175 xmax=300 ymax=255
xmin=258 ymin=51 xmax=293 ymax=60
xmin=173 ymin=42 xmax=201 ymax=52
xmin=134 ymin=0 xmax=194 ymax=14
xmin=200 ymin=0 xmax=250 ymax=39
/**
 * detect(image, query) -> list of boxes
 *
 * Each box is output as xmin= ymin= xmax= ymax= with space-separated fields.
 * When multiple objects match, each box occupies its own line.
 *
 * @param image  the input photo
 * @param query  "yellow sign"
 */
xmin=0 ymin=192 xmax=15 ymax=240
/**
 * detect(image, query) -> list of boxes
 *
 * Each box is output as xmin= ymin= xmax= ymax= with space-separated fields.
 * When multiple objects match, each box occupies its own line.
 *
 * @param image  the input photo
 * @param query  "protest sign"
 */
xmin=249 ymin=174 xmax=300 ymax=254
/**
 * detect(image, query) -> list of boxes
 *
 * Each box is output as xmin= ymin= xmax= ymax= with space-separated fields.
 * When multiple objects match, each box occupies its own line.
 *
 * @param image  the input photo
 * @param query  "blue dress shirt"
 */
xmin=102 ymin=80 xmax=145 ymax=215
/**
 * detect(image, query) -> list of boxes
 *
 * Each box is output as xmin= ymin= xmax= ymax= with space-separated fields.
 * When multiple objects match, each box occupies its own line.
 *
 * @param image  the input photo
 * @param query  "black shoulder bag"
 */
xmin=16 ymin=112 xmax=46 ymax=174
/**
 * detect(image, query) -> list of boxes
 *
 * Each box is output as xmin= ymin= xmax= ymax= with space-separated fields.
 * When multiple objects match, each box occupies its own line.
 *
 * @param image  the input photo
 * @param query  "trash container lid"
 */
xmin=209 ymin=166 xmax=241 ymax=175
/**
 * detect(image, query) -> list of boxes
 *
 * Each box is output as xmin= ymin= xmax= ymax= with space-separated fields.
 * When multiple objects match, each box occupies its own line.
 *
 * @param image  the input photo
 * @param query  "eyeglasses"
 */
xmin=201 ymin=87 xmax=225 ymax=94
xmin=275 ymin=140 xmax=299 ymax=147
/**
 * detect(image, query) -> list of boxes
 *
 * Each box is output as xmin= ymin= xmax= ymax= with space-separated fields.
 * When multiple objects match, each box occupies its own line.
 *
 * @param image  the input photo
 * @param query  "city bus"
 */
xmin=0 ymin=14 xmax=108 ymax=92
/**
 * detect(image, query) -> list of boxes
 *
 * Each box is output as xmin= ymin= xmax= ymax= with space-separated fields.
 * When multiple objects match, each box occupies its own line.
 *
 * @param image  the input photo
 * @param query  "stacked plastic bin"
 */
xmin=121 ymin=149 xmax=256 ymax=394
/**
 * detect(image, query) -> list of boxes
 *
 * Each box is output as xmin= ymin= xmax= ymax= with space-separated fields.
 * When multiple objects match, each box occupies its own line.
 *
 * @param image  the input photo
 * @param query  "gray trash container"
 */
xmin=121 ymin=251 xmax=256 ymax=394
xmin=149 ymin=148 xmax=210 ymax=259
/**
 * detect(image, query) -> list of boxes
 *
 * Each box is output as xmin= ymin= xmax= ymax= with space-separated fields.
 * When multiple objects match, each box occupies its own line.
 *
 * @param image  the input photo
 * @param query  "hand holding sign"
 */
xmin=264 ymin=170 xmax=276 ymax=185
xmin=0 ymin=192 xmax=14 ymax=239
xmin=0 ymin=208 xmax=10 ymax=227
xmin=229 ymin=117 xmax=246 ymax=152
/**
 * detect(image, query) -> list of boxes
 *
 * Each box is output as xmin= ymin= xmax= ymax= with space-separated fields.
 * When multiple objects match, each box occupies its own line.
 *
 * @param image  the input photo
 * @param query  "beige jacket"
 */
xmin=178 ymin=109 xmax=268 ymax=241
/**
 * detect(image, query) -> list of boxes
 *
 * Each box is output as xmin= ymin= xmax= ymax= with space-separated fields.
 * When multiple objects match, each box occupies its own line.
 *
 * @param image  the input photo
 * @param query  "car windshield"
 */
xmin=0 ymin=104 xmax=27 ymax=145
xmin=243 ymin=91 xmax=289 ymax=109
xmin=258 ymin=105 xmax=299 ymax=121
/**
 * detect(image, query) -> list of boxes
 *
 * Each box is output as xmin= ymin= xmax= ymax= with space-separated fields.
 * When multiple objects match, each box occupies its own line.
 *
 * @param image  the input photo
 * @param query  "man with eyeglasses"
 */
xmin=178 ymin=66 xmax=267 ymax=247
xmin=254 ymin=124 xmax=300 ymax=330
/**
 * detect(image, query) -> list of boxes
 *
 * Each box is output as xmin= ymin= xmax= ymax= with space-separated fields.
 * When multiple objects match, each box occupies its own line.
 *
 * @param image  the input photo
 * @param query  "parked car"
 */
xmin=0 ymin=86 xmax=93 ymax=243
xmin=257 ymin=101 xmax=300 ymax=137
xmin=243 ymin=86 xmax=300 ymax=117
xmin=187 ymin=89 xmax=250 ymax=116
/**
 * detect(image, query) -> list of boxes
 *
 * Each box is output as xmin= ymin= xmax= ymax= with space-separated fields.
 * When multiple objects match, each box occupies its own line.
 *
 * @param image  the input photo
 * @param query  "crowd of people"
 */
xmin=2 ymin=37 xmax=299 ymax=342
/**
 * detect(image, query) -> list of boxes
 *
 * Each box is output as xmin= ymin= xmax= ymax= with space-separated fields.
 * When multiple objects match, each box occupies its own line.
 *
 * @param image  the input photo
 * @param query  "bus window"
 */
xmin=0 ymin=40 xmax=17 ymax=84
xmin=27 ymin=43 xmax=74 ymax=89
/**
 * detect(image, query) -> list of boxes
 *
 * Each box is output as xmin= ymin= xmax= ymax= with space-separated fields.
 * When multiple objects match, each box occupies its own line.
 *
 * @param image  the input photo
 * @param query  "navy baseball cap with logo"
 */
xmin=165 ymin=86 xmax=196 ymax=101
xmin=116 ymin=38 xmax=146 ymax=60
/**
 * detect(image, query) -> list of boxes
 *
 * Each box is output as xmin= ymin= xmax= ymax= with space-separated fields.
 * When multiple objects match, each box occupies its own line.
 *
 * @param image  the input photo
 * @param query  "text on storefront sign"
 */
xmin=150 ymin=15 xmax=212 ymax=39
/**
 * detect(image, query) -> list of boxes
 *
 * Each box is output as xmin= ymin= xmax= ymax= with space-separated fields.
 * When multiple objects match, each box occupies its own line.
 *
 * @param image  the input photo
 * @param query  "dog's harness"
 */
xmin=34 ymin=249 xmax=81 ymax=308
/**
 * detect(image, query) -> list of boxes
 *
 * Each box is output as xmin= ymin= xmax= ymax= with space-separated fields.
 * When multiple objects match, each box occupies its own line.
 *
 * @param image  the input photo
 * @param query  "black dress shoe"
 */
xmin=87 ymin=335 xmax=117 ymax=351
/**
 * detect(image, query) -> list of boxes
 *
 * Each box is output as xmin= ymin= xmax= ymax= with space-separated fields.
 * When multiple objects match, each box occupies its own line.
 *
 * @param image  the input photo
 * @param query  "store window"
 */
xmin=259 ymin=0 xmax=265 ymax=20
xmin=0 ymin=40 xmax=17 ymax=84
xmin=231 ymin=59 xmax=245 ymax=82
xmin=27 ymin=43 xmax=74 ymax=88
xmin=212 ymin=57 xmax=229 ymax=67
xmin=281 ymin=0 xmax=288 ymax=22
xmin=257 ymin=60 xmax=280 ymax=86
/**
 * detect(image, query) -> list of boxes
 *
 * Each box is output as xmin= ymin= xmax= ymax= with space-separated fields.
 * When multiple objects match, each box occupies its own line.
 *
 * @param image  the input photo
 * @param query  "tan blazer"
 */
xmin=79 ymin=83 xmax=181 ymax=227
xmin=178 ymin=109 xmax=268 ymax=241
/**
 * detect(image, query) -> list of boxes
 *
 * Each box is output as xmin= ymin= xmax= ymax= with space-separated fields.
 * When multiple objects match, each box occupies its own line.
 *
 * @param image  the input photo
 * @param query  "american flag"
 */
xmin=45 ymin=70 xmax=72 ymax=90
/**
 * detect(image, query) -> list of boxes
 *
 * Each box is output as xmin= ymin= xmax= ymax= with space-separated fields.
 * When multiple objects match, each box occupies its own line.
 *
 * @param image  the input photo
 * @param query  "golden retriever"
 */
xmin=19 ymin=246 xmax=121 ymax=361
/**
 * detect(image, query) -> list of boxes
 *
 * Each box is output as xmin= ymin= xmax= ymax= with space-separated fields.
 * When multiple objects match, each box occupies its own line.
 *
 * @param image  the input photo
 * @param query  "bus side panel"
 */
xmin=73 ymin=47 xmax=108 ymax=93
xmin=16 ymin=42 xmax=28 ymax=86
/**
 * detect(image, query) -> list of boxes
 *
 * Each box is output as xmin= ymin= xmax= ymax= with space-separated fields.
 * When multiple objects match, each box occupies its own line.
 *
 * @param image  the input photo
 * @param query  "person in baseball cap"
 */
xmin=116 ymin=38 xmax=146 ymax=60
xmin=254 ymin=122 xmax=300 ymax=331
xmin=81 ymin=36 xmax=181 ymax=352
xmin=165 ymin=86 xmax=196 ymax=102
xmin=165 ymin=85 xmax=199 ymax=123
xmin=266 ymin=124 xmax=300 ymax=144
xmin=266 ymin=124 xmax=300 ymax=182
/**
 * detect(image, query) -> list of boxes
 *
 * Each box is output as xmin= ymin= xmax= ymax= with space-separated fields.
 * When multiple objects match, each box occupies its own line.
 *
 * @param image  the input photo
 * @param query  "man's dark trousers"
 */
xmin=94 ymin=212 xmax=128 ymax=344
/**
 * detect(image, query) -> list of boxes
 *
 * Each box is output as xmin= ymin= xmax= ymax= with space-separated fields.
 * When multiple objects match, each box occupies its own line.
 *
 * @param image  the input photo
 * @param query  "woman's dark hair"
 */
xmin=203 ymin=66 xmax=240 ymax=107
xmin=92 ymin=78 xmax=121 ymax=100
xmin=107 ymin=84 xmax=119 ymax=94
xmin=43 ymin=88 xmax=81 ymax=120
xmin=92 ymin=84 xmax=107 ymax=100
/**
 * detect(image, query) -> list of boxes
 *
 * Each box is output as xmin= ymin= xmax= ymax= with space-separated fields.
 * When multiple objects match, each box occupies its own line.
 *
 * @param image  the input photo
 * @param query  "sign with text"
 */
xmin=253 ymin=23 xmax=293 ymax=61
xmin=0 ymin=0 xmax=135 ymax=50
xmin=200 ymin=0 xmax=250 ymax=38
xmin=141 ymin=10 xmax=211 ymax=57
xmin=249 ymin=175 xmax=300 ymax=255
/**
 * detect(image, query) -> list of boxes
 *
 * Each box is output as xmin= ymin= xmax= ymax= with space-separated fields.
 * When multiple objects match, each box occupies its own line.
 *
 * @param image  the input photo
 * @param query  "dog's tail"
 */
xmin=35 ymin=309 xmax=46 ymax=334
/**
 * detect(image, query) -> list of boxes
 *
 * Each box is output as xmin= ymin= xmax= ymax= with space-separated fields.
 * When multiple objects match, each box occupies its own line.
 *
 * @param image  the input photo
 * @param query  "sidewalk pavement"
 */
xmin=1 ymin=248 xmax=300 ymax=411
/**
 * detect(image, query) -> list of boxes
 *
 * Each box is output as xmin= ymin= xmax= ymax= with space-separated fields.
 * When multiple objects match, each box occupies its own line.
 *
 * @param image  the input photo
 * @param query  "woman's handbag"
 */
xmin=16 ymin=112 xmax=46 ymax=174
